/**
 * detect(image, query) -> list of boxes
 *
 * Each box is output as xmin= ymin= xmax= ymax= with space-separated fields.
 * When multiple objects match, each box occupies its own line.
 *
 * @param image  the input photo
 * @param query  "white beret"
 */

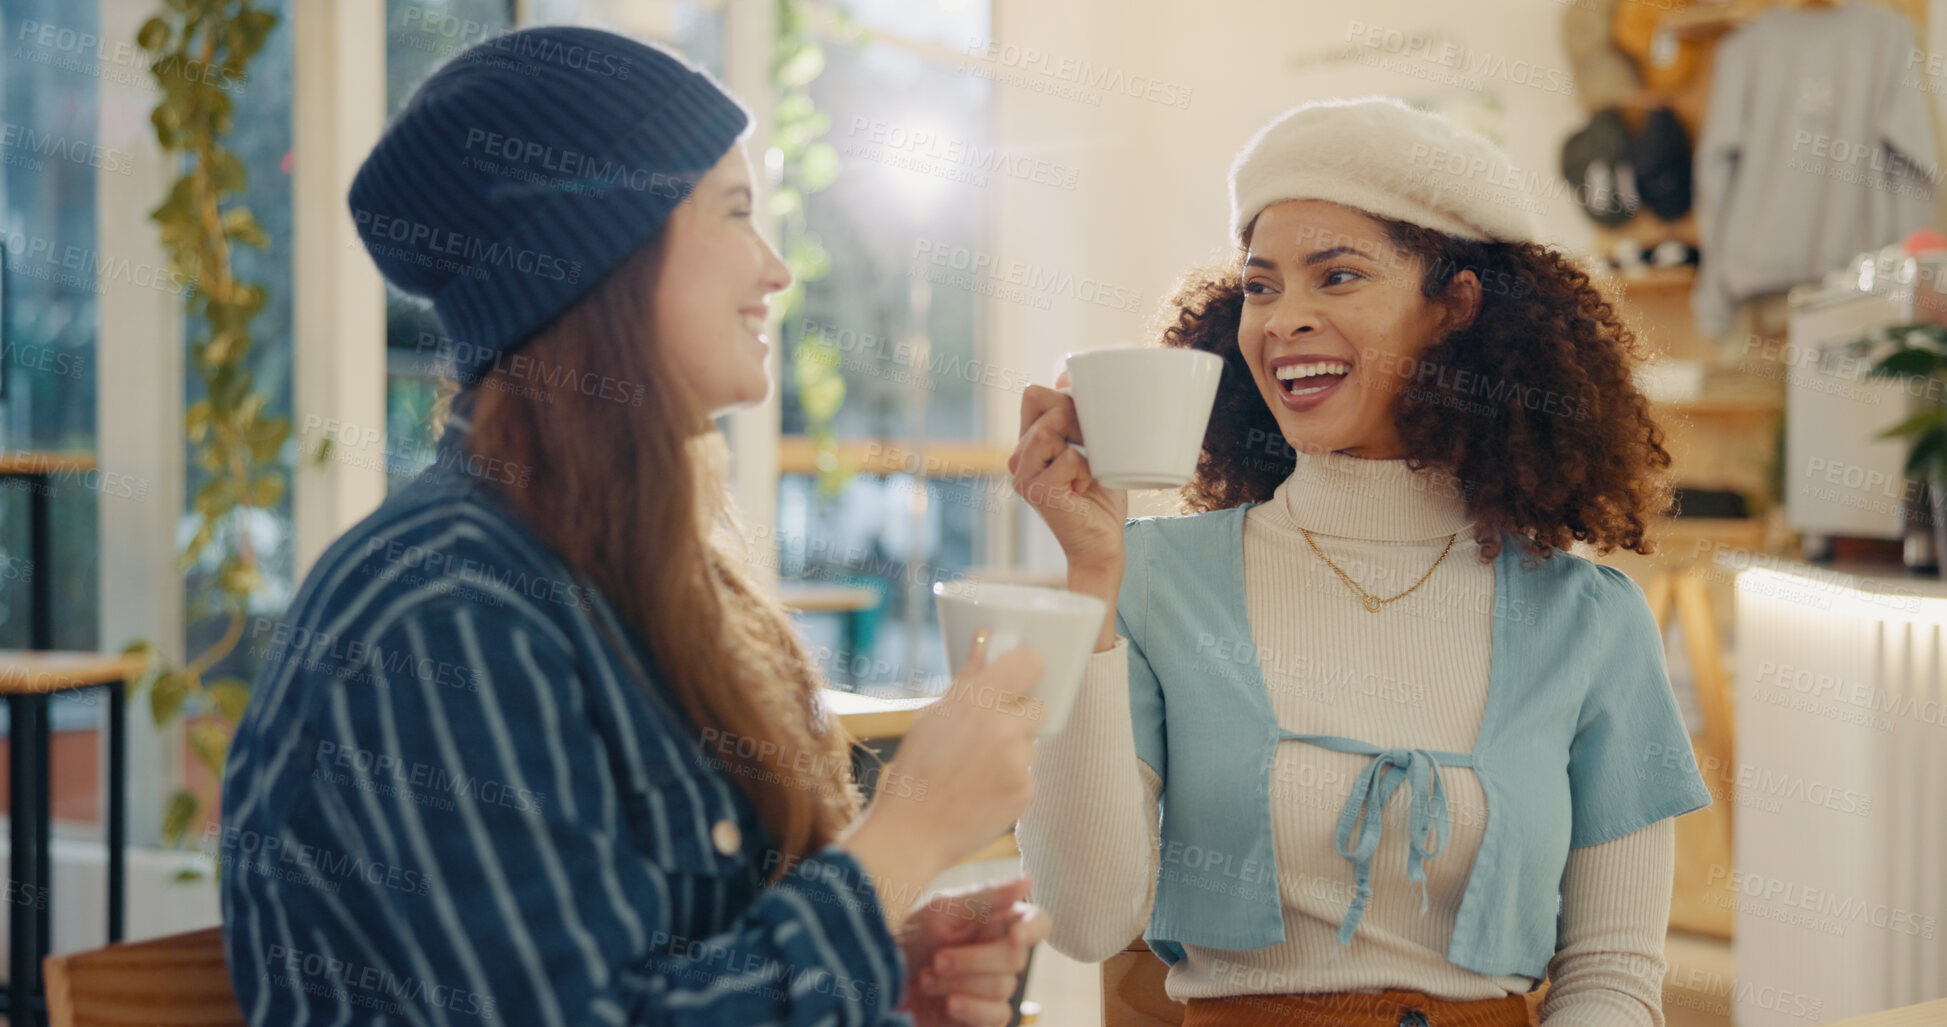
xmin=1228 ymin=96 xmax=1536 ymax=245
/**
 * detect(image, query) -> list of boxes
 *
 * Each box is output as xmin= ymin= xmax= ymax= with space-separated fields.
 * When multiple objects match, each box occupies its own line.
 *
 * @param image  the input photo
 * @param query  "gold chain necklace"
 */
xmin=1299 ymin=528 xmax=1458 ymax=613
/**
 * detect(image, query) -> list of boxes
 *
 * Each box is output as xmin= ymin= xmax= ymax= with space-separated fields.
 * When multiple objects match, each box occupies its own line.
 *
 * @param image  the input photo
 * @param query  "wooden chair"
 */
xmin=1641 ymin=564 xmax=1739 ymax=939
xmin=42 ymin=925 xmax=244 ymax=1027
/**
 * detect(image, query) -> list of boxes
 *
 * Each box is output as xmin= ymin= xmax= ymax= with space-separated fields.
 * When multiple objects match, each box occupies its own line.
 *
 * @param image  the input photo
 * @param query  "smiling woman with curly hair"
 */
xmin=1162 ymin=215 xmax=1676 ymax=561
xmin=1009 ymin=97 xmax=1711 ymax=1027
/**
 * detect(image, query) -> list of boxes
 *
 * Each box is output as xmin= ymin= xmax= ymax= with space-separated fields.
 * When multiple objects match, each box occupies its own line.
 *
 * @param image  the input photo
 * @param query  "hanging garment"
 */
xmin=1692 ymin=2 xmax=1940 ymax=337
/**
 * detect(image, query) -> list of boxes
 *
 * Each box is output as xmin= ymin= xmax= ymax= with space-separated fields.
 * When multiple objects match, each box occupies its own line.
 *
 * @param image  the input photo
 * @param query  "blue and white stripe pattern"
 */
xmin=219 ymin=408 xmax=909 ymax=1026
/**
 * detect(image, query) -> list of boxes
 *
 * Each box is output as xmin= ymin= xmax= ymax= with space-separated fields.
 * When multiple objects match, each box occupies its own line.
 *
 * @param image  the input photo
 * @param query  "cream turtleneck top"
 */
xmin=1016 ymin=450 xmax=1677 ymax=1026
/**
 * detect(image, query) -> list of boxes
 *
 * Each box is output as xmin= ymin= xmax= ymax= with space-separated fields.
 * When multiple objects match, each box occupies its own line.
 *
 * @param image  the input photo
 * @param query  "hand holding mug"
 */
xmin=842 ymin=631 xmax=1046 ymax=930
xmin=1008 ymin=371 xmax=1128 ymax=579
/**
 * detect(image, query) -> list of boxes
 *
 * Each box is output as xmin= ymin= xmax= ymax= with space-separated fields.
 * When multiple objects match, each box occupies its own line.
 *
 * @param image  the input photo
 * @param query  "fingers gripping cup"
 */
xmin=933 ymin=581 xmax=1108 ymax=739
xmin=1062 ymin=346 xmax=1225 ymax=490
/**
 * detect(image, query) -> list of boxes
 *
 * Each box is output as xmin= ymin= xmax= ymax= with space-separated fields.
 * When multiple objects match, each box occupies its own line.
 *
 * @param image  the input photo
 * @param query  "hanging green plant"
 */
xmin=773 ymin=0 xmax=857 ymax=497
xmin=120 ymin=0 xmax=285 ymax=870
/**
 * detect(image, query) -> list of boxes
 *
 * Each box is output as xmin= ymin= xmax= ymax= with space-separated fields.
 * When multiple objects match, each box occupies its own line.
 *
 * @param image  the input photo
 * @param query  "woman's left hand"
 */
xmin=899 ymin=876 xmax=1051 ymax=1027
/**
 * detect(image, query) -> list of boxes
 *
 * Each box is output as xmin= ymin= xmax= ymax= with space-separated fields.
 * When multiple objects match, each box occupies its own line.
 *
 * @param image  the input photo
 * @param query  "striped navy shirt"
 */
xmin=219 ymin=408 xmax=910 ymax=1026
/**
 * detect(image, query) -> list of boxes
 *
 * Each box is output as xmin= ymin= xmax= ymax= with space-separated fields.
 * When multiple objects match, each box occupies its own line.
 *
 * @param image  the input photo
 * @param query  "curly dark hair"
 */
xmin=1158 ymin=213 xmax=1675 ymax=562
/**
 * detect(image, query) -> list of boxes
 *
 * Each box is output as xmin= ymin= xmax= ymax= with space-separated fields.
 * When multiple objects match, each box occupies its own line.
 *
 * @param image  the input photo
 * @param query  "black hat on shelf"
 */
xmin=1561 ymin=108 xmax=1641 ymax=227
xmin=1629 ymin=106 xmax=1694 ymax=221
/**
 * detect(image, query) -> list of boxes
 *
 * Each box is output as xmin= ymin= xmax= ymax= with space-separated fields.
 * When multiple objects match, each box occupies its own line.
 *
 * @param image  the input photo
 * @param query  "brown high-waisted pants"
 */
xmin=1181 ymin=988 xmax=1538 ymax=1027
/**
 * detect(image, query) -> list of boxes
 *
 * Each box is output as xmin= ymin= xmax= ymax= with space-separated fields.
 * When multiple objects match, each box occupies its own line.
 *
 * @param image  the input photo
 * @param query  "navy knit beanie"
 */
xmin=349 ymin=27 xmax=749 ymax=380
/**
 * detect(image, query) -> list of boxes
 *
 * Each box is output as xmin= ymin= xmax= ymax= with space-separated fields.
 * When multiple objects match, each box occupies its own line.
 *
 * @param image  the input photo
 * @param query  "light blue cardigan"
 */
xmin=1118 ymin=508 xmax=1712 ymax=980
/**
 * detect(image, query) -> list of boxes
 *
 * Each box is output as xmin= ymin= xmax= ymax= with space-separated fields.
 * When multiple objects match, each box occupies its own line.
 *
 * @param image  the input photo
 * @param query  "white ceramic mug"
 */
xmin=933 ymin=580 xmax=1107 ymax=739
xmin=1062 ymin=346 xmax=1225 ymax=489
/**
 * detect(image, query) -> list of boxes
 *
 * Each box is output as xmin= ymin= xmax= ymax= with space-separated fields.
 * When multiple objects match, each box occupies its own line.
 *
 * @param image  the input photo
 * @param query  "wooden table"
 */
xmin=822 ymin=688 xmax=937 ymax=740
xmin=0 ymin=650 xmax=145 ymax=1027
xmin=1824 ymin=998 xmax=1947 ymax=1025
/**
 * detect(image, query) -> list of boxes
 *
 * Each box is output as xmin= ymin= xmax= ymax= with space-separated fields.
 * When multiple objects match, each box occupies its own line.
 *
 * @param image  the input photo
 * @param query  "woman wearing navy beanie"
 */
xmin=219 ymin=27 xmax=1050 ymax=1027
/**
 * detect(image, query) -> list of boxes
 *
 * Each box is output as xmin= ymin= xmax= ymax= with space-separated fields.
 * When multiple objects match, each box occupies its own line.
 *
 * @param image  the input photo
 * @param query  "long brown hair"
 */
xmin=455 ymin=236 xmax=858 ymax=876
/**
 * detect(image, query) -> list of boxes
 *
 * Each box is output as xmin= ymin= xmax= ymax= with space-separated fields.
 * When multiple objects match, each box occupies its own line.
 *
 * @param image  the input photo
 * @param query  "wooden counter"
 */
xmin=1824 ymin=998 xmax=1947 ymax=1025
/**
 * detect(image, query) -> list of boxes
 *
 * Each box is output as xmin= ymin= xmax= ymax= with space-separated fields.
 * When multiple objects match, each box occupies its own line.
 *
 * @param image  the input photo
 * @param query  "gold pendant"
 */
xmin=1362 ymin=595 xmax=1382 ymax=613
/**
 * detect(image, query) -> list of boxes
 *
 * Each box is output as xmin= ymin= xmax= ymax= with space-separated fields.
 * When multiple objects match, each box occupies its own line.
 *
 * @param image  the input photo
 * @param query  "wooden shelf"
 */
xmin=778 ymin=437 xmax=1013 ymax=478
xmin=1660 ymin=0 xmax=1916 ymax=40
xmin=0 ymin=651 xmax=148 ymax=695
xmin=778 ymin=583 xmax=879 ymax=614
xmin=1663 ymin=0 xmax=1768 ymax=39
xmin=0 ymin=452 xmax=99 ymax=476
xmin=1651 ymin=396 xmax=1782 ymax=418
xmin=1615 ymin=266 xmax=1699 ymax=292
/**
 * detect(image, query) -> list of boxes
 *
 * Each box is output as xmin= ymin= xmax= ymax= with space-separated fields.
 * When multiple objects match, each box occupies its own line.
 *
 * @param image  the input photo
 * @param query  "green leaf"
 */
xmin=787 ymin=234 xmax=831 ymax=283
xmin=775 ymin=93 xmax=815 ymax=123
xmin=208 ymin=149 xmax=246 ymax=193
xmin=220 ymin=207 xmax=268 ymax=249
xmin=769 ymin=186 xmax=802 ymax=221
xmin=794 ymin=334 xmax=838 ymax=371
xmin=195 ymin=477 xmax=235 ymax=519
xmin=232 ymin=282 xmax=268 ymax=317
xmin=172 ymin=866 xmax=208 ymax=884
xmin=137 ymin=17 xmax=171 ymax=52
xmin=227 ymin=9 xmax=278 ymax=67
xmin=180 ymin=524 xmax=214 ymax=569
xmin=1870 ymin=348 xmax=1945 ymax=379
xmin=221 ymin=563 xmax=263 ymax=596
xmin=1902 ymin=326 xmax=1947 ymax=352
xmin=1873 ymin=408 xmax=1947 ymax=441
xmin=150 ymin=670 xmax=191 ymax=727
xmin=187 ymin=719 xmax=229 ymax=779
xmin=1903 ymin=427 xmax=1947 ymax=477
xmin=185 ymin=400 xmax=213 ymax=443
xmin=775 ymin=41 xmax=825 ymax=89
xmin=205 ymin=329 xmax=241 ymax=366
xmin=799 ymin=142 xmax=840 ymax=193
xmin=248 ymin=417 xmax=290 ymax=463
xmin=149 ymin=104 xmax=180 ymax=148
xmin=249 ymin=473 xmax=284 ymax=508
xmin=206 ymin=678 xmax=252 ymax=723
xmin=798 ymin=368 xmax=844 ymax=424
xmin=161 ymin=790 xmax=200 ymax=849
xmin=799 ymin=110 xmax=832 ymax=142
xmin=775 ymin=118 xmax=816 ymax=157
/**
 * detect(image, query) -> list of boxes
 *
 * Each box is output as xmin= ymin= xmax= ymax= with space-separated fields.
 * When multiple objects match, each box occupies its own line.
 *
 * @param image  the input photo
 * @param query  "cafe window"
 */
xmin=774 ymin=0 xmax=999 ymax=692
xmin=0 ymin=0 xmax=108 ymax=660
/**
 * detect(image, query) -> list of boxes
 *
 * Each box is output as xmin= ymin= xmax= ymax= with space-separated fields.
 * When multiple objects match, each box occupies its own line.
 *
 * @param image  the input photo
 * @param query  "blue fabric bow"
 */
xmin=1278 ymin=731 xmax=1476 ymax=948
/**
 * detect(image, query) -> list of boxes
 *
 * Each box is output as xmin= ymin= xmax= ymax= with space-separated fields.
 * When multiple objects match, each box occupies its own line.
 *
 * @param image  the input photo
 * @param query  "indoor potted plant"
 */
xmin=1851 ymin=322 xmax=1947 ymax=579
